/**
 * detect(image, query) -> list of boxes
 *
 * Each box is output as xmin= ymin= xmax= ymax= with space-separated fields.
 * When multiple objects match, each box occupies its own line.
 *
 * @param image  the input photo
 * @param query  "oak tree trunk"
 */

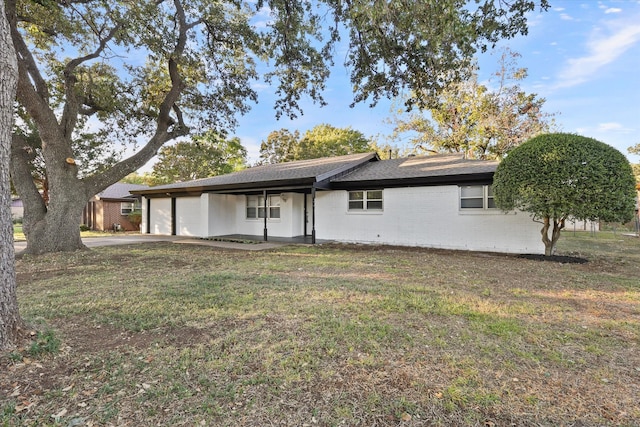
xmin=23 ymin=192 xmax=88 ymax=254
xmin=1 ymin=0 xmax=23 ymax=350
xmin=6 ymin=0 xmax=197 ymax=255
xmin=10 ymin=131 xmax=90 ymax=254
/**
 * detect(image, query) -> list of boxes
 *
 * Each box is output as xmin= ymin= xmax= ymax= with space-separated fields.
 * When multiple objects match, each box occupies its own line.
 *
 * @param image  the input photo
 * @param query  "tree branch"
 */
xmin=61 ymin=24 xmax=120 ymax=139
xmin=84 ymin=0 xmax=189 ymax=196
xmin=10 ymin=134 xmax=47 ymax=225
xmin=8 ymin=9 xmax=51 ymax=103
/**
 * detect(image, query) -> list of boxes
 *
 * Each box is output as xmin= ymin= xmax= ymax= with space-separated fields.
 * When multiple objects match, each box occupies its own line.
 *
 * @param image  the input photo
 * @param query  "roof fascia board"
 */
xmin=329 ymin=172 xmax=495 ymax=190
xmin=207 ymin=184 xmax=314 ymax=195
xmin=134 ymin=178 xmax=317 ymax=198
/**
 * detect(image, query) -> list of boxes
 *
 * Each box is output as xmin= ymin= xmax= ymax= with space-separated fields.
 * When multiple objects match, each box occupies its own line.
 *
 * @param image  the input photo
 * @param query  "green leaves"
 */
xmin=151 ymin=131 xmax=247 ymax=185
xmin=493 ymin=133 xmax=637 ymax=254
xmin=493 ymin=133 xmax=637 ymax=224
xmin=391 ymin=48 xmax=556 ymax=160
xmin=12 ymin=0 xmax=551 ymax=155
xmin=258 ymin=124 xmax=371 ymax=164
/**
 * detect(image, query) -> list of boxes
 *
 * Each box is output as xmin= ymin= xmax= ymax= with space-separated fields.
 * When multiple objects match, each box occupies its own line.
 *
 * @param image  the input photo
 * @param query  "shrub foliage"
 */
xmin=493 ymin=133 xmax=636 ymax=255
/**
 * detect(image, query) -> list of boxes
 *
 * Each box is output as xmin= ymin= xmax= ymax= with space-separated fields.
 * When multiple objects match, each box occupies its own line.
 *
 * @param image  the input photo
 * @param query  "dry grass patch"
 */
xmin=2 ymin=233 xmax=639 ymax=426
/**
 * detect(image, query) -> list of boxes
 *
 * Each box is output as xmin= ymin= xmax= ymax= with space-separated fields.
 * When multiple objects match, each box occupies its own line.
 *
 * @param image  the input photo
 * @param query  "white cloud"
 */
xmin=555 ymin=19 xmax=640 ymax=88
xmin=560 ymin=13 xmax=574 ymax=20
xmin=604 ymin=8 xmax=622 ymax=14
xmin=598 ymin=122 xmax=624 ymax=131
xmin=597 ymin=122 xmax=634 ymax=133
xmin=235 ymin=135 xmax=261 ymax=164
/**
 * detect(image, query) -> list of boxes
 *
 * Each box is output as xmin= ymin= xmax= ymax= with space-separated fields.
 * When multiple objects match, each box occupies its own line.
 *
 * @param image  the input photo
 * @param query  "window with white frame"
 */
xmin=121 ymin=201 xmax=138 ymax=215
xmin=246 ymin=195 xmax=281 ymax=219
xmin=348 ymin=190 xmax=383 ymax=211
xmin=459 ymin=185 xmax=496 ymax=210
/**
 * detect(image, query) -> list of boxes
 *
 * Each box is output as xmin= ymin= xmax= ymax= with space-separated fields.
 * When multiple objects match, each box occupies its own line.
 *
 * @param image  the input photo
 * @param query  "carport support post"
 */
xmin=171 ymin=197 xmax=176 ymax=236
xmin=311 ymin=187 xmax=316 ymax=244
xmin=263 ymin=190 xmax=268 ymax=241
xmin=146 ymin=198 xmax=150 ymax=234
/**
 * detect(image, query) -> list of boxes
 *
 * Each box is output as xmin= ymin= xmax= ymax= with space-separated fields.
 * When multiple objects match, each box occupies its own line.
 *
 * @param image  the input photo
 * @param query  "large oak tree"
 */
xmin=7 ymin=0 xmax=549 ymax=254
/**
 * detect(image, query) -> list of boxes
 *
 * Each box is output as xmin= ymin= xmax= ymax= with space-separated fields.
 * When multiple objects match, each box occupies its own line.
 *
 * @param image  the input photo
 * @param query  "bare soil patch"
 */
xmin=517 ymin=253 xmax=589 ymax=263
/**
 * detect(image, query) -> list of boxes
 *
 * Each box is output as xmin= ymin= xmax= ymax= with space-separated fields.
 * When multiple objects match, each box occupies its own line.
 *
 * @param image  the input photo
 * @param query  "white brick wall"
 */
xmin=315 ymin=186 xmax=544 ymax=254
xmin=142 ymin=186 xmax=545 ymax=254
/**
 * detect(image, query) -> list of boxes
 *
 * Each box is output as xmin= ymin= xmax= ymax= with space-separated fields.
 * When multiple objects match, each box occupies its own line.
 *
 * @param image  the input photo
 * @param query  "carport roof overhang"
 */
xmin=132 ymin=177 xmax=324 ymax=198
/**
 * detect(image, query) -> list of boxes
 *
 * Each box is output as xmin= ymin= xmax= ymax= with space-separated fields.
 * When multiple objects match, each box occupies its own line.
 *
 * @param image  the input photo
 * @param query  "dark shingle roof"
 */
xmin=98 ymin=183 xmax=148 ymax=199
xmin=330 ymin=154 xmax=497 ymax=188
xmin=135 ymin=152 xmax=377 ymax=195
xmin=134 ymin=153 xmax=498 ymax=197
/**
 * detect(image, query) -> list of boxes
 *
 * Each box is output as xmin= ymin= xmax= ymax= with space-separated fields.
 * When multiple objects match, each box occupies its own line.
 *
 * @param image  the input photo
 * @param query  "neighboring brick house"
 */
xmin=83 ymin=183 xmax=147 ymax=232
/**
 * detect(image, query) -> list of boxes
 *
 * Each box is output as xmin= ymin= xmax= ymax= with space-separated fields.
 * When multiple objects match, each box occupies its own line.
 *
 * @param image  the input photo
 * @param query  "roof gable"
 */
xmin=98 ymin=183 xmax=148 ymax=200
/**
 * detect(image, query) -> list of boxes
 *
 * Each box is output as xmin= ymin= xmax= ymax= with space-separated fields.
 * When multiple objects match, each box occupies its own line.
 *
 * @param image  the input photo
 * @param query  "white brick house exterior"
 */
xmin=134 ymin=153 xmax=544 ymax=254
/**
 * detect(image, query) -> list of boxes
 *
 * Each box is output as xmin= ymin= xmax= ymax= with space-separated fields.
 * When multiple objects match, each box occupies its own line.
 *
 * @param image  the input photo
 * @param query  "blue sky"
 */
xmin=226 ymin=0 xmax=640 ymax=166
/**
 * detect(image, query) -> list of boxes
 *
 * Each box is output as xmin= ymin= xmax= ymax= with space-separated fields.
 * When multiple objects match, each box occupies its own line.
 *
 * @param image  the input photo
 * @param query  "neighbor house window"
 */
xmin=460 ymin=185 xmax=495 ymax=210
xmin=121 ymin=201 xmax=135 ymax=215
xmin=246 ymin=195 xmax=281 ymax=219
xmin=348 ymin=190 xmax=383 ymax=211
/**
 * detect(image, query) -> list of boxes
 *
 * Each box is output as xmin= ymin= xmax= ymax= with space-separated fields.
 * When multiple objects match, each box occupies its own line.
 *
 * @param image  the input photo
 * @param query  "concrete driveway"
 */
xmin=13 ymin=234 xmax=182 ymax=253
xmin=14 ymin=234 xmax=287 ymax=253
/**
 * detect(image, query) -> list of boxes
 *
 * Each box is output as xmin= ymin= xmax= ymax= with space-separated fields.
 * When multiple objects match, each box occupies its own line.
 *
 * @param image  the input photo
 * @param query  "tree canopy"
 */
xmin=391 ymin=49 xmax=556 ymax=160
xmin=258 ymin=129 xmax=301 ymax=165
xmin=493 ymin=133 xmax=637 ymax=255
xmin=7 ymin=0 xmax=550 ymax=254
xmin=121 ymin=172 xmax=155 ymax=187
xmin=151 ymin=131 xmax=247 ymax=185
xmin=258 ymin=124 xmax=370 ymax=164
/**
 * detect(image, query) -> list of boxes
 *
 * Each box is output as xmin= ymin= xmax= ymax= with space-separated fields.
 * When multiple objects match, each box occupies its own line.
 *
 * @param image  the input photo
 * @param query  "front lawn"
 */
xmin=2 ymin=233 xmax=639 ymax=426
xmin=12 ymin=224 xmax=24 ymax=241
xmin=13 ymin=226 xmax=133 ymax=242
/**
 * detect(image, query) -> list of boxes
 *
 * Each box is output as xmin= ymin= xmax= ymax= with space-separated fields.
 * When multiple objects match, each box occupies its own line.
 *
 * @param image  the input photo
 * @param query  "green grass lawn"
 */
xmin=13 ymin=224 xmax=130 ymax=242
xmin=2 ymin=233 xmax=639 ymax=426
xmin=12 ymin=224 xmax=24 ymax=241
